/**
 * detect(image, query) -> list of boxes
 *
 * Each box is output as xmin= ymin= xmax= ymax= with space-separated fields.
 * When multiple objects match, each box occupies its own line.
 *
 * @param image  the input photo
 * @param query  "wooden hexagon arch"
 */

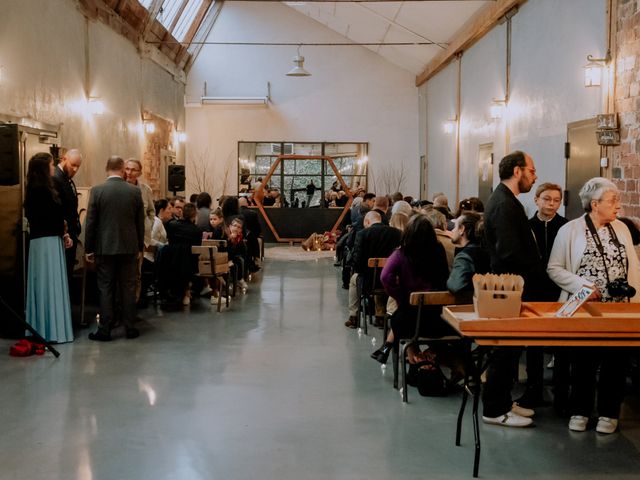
xmin=254 ymin=154 xmax=353 ymax=243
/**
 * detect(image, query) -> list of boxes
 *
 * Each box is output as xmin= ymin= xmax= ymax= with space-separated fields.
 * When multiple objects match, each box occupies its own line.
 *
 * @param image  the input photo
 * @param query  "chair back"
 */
xmin=366 ymin=257 xmax=388 ymax=293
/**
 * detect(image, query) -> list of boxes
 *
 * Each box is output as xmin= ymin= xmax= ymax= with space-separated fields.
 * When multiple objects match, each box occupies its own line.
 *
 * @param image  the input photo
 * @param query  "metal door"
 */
xmin=478 ymin=143 xmax=493 ymax=205
xmin=566 ymin=118 xmax=601 ymax=220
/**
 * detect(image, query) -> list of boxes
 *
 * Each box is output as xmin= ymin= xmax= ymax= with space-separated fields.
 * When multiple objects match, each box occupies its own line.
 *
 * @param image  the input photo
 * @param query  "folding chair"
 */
xmin=393 ymin=291 xmax=463 ymax=403
xmin=192 ymin=245 xmax=230 ymax=312
xmin=356 ymin=257 xmax=387 ymax=335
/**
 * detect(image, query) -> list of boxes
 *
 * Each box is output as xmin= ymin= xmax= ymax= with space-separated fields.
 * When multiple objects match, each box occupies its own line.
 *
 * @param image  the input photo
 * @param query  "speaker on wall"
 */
xmin=168 ymin=164 xmax=185 ymax=192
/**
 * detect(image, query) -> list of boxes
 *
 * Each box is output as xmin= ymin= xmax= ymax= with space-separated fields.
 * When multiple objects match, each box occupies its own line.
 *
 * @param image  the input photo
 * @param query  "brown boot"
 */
xmin=344 ymin=316 xmax=357 ymax=329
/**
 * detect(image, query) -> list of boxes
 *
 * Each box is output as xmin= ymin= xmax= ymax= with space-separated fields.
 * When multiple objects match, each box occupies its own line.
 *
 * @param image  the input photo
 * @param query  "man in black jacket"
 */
xmin=345 ymin=211 xmax=401 ymax=328
xmin=53 ymin=149 xmax=82 ymax=282
xmin=482 ymin=151 xmax=545 ymax=428
xmin=239 ymin=196 xmax=262 ymax=271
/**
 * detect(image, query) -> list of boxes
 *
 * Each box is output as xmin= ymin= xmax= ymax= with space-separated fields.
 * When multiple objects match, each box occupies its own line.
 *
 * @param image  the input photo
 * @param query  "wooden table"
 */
xmin=441 ymin=302 xmax=640 ymax=477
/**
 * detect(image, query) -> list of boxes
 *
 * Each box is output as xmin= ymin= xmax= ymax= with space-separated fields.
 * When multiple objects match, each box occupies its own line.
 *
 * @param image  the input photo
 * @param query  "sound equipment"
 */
xmin=168 ymin=164 xmax=185 ymax=193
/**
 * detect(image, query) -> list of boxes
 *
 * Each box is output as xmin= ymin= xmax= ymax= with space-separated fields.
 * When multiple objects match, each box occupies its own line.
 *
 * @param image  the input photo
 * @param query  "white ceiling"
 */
xmin=283 ymin=1 xmax=491 ymax=75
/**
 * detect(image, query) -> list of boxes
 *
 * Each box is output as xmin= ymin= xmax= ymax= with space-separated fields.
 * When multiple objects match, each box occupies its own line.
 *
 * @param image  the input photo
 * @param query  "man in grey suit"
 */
xmin=85 ymin=156 xmax=145 ymax=341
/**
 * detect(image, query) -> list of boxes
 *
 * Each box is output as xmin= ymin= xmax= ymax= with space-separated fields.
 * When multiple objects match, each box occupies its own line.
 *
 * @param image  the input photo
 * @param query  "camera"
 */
xmin=607 ymin=278 xmax=636 ymax=298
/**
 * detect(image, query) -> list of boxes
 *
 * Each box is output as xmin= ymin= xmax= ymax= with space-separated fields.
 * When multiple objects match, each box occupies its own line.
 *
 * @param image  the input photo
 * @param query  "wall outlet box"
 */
xmin=600 ymin=157 xmax=609 ymax=168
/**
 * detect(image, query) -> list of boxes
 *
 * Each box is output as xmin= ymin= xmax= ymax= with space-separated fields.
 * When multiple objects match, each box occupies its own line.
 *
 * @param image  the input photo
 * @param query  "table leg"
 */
xmin=471 ymin=348 xmax=485 ymax=478
xmin=456 ymin=340 xmax=472 ymax=446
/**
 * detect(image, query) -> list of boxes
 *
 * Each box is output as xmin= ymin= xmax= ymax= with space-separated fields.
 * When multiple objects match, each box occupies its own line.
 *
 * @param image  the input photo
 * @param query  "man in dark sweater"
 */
xmin=345 ymin=211 xmax=401 ymax=328
xmin=519 ymin=183 xmax=569 ymax=409
xmin=482 ymin=151 xmax=546 ymax=428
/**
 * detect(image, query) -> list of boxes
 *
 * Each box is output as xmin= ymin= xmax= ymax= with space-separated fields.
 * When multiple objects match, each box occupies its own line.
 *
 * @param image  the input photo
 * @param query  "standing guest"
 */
xmin=482 ymin=151 xmax=545 ymax=428
xmin=125 ymin=159 xmax=155 ymax=304
xmin=24 ymin=152 xmax=74 ymax=343
xmin=453 ymin=197 xmax=484 ymax=218
xmin=548 ymin=177 xmax=640 ymax=434
xmin=239 ymin=196 xmax=262 ymax=272
xmin=196 ymin=192 xmax=213 ymax=231
xmin=139 ymin=199 xmax=171 ymax=305
xmin=52 ymin=148 xmax=82 ymax=282
xmin=518 ymin=183 xmax=569 ymax=409
xmin=305 ymin=180 xmax=317 ymax=208
xmin=85 ymin=156 xmax=145 ymax=341
xmin=447 ymin=211 xmax=490 ymax=298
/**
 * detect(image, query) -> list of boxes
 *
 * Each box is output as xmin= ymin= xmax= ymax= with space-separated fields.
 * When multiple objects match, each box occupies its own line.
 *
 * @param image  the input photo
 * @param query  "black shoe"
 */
xmin=371 ymin=343 xmax=392 ymax=364
xmin=88 ymin=331 xmax=111 ymax=342
xmin=515 ymin=389 xmax=548 ymax=409
xmin=126 ymin=328 xmax=140 ymax=339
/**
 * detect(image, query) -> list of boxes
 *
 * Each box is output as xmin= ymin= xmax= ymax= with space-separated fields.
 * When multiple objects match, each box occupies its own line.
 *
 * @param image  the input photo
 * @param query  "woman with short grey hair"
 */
xmin=548 ymin=177 xmax=640 ymax=435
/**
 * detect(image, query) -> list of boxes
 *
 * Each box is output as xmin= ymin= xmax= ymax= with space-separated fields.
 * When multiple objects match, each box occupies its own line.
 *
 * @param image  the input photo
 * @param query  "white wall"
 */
xmin=0 ymin=0 xmax=185 ymax=188
xmin=424 ymin=0 xmax=606 ymax=215
xmin=185 ymin=1 xmax=419 ymax=199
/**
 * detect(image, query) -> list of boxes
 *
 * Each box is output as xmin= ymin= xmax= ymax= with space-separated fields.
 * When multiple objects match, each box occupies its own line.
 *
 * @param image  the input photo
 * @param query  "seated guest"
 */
xmin=380 ymin=215 xmax=450 ymax=364
xmin=140 ymin=199 xmax=172 ymax=305
xmin=162 ymin=202 xmax=201 ymax=305
xmin=206 ymin=207 xmax=224 ymax=238
xmin=169 ymin=196 xmax=185 ymax=220
xmin=239 ymin=196 xmax=262 ymax=272
xmin=389 ymin=212 xmax=409 ymax=232
xmin=391 ymin=200 xmax=413 ymax=217
xmin=196 ymin=192 xmax=213 ymax=232
xmin=262 ymin=190 xmax=276 ymax=207
xmin=423 ymin=206 xmax=454 ymax=270
xmin=345 ymin=211 xmax=401 ymax=329
xmin=335 ymin=190 xmax=349 ymax=207
xmin=548 ymin=177 xmax=640 ymax=434
xmin=447 ymin=211 xmax=489 ymax=298
xmin=218 ymin=217 xmax=249 ymax=291
xmin=454 ymin=197 xmax=484 ymax=218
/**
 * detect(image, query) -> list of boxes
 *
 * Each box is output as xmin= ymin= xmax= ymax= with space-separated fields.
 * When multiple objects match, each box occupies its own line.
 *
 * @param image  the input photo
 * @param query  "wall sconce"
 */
xmin=144 ymin=121 xmax=156 ymax=134
xmin=584 ymin=52 xmax=610 ymax=87
xmin=88 ymin=97 xmax=105 ymax=115
xmin=176 ymin=131 xmax=187 ymax=143
xmin=443 ymin=118 xmax=457 ymax=134
xmin=490 ymin=99 xmax=506 ymax=120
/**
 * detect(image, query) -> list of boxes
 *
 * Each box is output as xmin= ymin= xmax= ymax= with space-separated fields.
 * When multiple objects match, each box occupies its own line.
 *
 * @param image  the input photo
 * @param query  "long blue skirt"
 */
xmin=26 ymin=236 xmax=74 ymax=343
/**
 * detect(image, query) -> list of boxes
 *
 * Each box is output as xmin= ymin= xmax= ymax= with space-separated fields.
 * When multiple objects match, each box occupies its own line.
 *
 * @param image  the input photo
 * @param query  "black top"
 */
xmin=240 ymin=207 xmax=262 ymax=237
xmin=52 ymin=166 xmax=81 ymax=238
xmin=529 ymin=212 xmax=569 ymax=301
xmin=25 ymin=185 xmax=65 ymax=239
xmin=484 ymin=182 xmax=545 ymax=301
xmin=165 ymin=219 xmax=202 ymax=247
xmin=351 ymin=222 xmax=402 ymax=292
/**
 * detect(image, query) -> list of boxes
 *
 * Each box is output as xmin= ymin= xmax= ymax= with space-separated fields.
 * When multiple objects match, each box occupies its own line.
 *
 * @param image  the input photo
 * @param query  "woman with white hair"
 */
xmin=548 ymin=177 xmax=640 ymax=434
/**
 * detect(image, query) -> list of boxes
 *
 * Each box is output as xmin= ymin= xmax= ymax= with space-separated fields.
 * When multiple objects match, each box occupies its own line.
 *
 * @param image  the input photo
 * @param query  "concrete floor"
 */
xmin=2 ymin=255 xmax=640 ymax=479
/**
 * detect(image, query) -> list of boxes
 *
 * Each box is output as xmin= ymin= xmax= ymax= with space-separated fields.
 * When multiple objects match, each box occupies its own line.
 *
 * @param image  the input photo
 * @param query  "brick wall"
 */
xmin=142 ymin=114 xmax=173 ymax=198
xmin=614 ymin=0 xmax=640 ymax=218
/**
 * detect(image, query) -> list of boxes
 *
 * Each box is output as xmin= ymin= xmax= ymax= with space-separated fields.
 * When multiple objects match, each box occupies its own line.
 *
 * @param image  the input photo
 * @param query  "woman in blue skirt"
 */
xmin=24 ymin=152 xmax=74 ymax=343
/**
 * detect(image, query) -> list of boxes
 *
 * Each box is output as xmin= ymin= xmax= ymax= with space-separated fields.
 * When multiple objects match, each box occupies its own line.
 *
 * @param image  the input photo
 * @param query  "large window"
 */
xmin=238 ymin=142 xmax=368 ymax=208
xmin=138 ymin=0 xmax=212 ymax=42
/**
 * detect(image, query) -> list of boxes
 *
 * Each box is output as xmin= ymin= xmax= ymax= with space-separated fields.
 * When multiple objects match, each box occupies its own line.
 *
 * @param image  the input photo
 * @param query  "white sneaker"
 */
xmin=238 ymin=279 xmax=248 ymax=290
xmin=200 ymin=286 xmax=212 ymax=296
xmin=596 ymin=417 xmax=618 ymax=434
xmin=482 ymin=411 xmax=533 ymax=428
xmin=568 ymin=415 xmax=588 ymax=432
xmin=511 ymin=402 xmax=535 ymax=418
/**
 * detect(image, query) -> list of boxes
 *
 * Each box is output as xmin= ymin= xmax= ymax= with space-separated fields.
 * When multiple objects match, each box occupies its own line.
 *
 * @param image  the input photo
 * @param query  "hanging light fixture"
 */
xmin=584 ymin=52 xmax=611 ymax=87
xmin=286 ymin=45 xmax=311 ymax=77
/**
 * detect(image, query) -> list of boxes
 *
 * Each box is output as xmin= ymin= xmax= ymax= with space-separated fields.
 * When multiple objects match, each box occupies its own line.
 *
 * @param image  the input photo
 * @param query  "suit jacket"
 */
xmin=352 ymin=223 xmax=401 ymax=292
xmin=484 ymin=182 xmax=545 ymax=300
xmin=85 ymin=177 xmax=145 ymax=255
xmin=52 ymin=165 xmax=80 ymax=238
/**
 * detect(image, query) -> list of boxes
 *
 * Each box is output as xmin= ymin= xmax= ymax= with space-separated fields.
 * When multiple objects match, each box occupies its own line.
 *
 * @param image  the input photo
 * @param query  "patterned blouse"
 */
xmin=576 ymin=225 xmax=628 ymax=302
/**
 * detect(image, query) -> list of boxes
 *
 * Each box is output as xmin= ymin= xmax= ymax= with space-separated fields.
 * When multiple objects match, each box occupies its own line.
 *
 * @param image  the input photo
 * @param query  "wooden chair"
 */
xmin=356 ymin=257 xmax=388 ymax=335
xmin=393 ymin=291 xmax=464 ymax=403
xmin=191 ymin=245 xmax=230 ymax=312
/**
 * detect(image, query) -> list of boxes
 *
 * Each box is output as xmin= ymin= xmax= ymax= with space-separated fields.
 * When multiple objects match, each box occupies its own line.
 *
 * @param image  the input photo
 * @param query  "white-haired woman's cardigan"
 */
xmin=547 ymin=216 xmax=640 ymax=303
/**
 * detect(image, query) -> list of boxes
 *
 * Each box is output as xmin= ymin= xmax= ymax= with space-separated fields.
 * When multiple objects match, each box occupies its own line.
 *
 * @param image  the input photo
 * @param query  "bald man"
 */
xmin=53 ymin=149 xmax=83 ymax=283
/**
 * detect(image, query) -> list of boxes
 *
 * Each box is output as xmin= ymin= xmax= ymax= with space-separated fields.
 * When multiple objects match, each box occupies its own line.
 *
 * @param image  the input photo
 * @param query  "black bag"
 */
xmin=407 ymin=356 xmax=451 ymax=397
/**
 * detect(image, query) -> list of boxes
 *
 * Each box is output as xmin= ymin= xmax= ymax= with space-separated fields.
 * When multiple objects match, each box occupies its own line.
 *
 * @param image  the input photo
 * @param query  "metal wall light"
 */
xmin=584 ymin=52 xmax=611 ymax=87
xmin=88 ymin=97 xmax=105 ymax=115
xmin=490 ymin=99 xmax=506 ymax=120
xmin=286 ymin=45 xmax=311 ymax=77
xmin=443 ymin=117 xmax=457 ymax=134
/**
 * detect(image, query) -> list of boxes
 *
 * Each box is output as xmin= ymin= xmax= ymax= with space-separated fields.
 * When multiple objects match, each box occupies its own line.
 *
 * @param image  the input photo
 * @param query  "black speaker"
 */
xmin=168 ymin=164 xmax=185 ymax=192
xmin=0 ymin=124 xmax=19 ymax=186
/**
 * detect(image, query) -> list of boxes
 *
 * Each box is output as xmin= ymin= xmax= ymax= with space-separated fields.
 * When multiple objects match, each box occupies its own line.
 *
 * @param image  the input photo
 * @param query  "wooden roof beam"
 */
xmin=415 ymin=0 xmax=528 ymax=86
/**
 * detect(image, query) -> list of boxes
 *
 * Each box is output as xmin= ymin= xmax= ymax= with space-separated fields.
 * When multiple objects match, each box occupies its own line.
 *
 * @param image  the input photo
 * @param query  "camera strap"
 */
xmin=584 ymin=214 xmax=628 ymax=284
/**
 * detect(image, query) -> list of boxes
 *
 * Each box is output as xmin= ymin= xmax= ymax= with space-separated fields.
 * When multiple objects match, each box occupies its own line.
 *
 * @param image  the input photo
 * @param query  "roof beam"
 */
xmin=415 ymin=0 xmax=528 ymax=86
